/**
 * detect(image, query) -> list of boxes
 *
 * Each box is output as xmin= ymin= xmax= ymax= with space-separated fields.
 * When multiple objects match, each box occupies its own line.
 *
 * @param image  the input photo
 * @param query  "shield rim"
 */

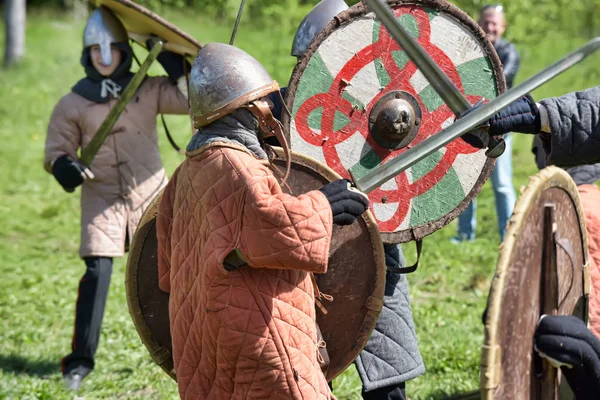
xmin=125 ymin=149 xmax=386 ymax=382
xmin=480 ymin=166 xmax=590 ymax=399
xmin=89 ymin=0 xmax=202 ymax=61
xmin=281 ymin=0 xmax=507 ymax=244
xmin=124 ymin=189 xmax=177 ymax=380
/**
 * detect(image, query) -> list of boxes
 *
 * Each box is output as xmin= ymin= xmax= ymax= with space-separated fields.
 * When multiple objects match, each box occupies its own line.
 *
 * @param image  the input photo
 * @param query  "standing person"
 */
xmin=270 ymin=1 xmax=425 ymax=399
xmin=453 ymin=4 xmax=520 ymax=243
xmin=43 ymin=7 xmax=189 ymax=391
xmin=156 ymin=42 xmax=370 ymax=399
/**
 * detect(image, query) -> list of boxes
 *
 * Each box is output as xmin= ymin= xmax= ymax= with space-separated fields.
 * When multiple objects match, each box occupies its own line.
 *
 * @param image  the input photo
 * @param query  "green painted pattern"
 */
xmin=374 ymin=58 xmax=391 ymax=87
xmin=426 ymin=8 xmax=440 ymax=21
xmin=342 ymin=91 xmax=365 ymax=110
xmin=333 ymin=110 xmax=352 ymax=132
xmin=348 ymin=149 xmax=382 ymax=180
xmin=457 ymin=57 xmax=498 ymax=99
xmin=372 ymin=13 xmax=420 ymax=43
xmin=293 ymin=52 xmax=334 ymax=115
xmin=409 ymin=151 xmax=465 ymax=226
xmin=376 ymin=51 xmax=411 ymax=87
xmin=307 ymin=107 xmax=324 ymax=130
xmin=419 ymin=85 xmax=446 ymax=113
xmin=392 ymin=51 xmax=410 ymax=71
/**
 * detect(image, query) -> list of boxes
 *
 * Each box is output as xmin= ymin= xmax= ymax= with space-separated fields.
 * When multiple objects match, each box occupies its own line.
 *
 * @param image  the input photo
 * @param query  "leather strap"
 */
xmin=161 ymin=114 xmax=185 ymax=155
xmin=386 ymin=239 xmax=422 ymax=274
xmin=245 ymin=100 xmax=291 ymax=184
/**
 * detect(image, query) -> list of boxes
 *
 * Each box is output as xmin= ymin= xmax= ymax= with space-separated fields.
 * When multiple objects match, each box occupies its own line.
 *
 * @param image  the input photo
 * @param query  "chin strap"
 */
xmin=245 ymin=100 xmax=291 ymax=185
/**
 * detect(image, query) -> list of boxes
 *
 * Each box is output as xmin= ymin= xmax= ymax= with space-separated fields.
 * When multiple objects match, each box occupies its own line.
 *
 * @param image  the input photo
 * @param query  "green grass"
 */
xmin=1 ymin=7 xmax=599 ymax=400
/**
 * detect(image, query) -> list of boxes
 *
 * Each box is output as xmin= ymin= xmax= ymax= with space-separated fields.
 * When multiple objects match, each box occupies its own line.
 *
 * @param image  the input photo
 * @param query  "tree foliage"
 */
xmin=24 ymin=0 xmax=600 ymax=45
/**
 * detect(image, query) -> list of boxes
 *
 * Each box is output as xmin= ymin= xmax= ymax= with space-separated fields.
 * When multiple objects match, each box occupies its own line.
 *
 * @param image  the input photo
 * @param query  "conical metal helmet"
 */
xmin=190 ymin=43 xmax=280 ymax=128
xmin=83 ymin=6 xmax=128 ymax=66
xmin=291 ymin=0 xmax=348 ymax=57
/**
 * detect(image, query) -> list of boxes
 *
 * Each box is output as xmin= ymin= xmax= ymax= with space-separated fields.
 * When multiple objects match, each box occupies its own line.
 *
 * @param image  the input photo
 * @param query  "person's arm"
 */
xmin=151 ymin=76 xmax=189 ymax=115
xmin=44 ymin=96 xmax=81 ymax=173
xmin=44 ymin=96 xmax=90 ymax=191
xmin=538 ymin=86 xmax=600 ymax=167
xmin=479 ymin=86 xmax=600 ymax=167
xmin=236 ymin=160 xmax=334 ymax=273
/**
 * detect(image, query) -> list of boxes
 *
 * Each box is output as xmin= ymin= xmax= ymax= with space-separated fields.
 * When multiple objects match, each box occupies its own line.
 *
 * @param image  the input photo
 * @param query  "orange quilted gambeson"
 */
xmin=578 ymin=185 xmax=600 ymax=339
xmin=156 ymin=142 xmax=335 ymax=399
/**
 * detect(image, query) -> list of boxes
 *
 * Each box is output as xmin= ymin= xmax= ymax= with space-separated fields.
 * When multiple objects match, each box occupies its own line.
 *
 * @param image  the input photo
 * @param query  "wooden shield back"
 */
xmin=125 ymin=150 xmax=386 ymax=382
xmin=89 ymin=0 xmax=202 ymax=61
xmin=481 ymin=167 xmax=590 ymax=399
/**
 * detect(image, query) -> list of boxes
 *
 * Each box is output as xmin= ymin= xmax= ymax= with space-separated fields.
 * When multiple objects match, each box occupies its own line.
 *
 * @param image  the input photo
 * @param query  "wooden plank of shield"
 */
xmin=481 ymin=166 xmax=589 ymax=400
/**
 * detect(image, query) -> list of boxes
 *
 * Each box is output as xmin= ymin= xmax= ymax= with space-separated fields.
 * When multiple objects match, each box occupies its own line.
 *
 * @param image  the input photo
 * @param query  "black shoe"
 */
xmin=62 ymin=364 xmax=92 ymax=392
xmin=63 ymin=370 xmax=84 ymax=391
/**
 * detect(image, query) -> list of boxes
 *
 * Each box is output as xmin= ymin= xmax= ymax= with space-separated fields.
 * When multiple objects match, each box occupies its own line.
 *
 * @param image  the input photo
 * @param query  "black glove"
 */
xmin=319 ymin=179 xmax=369 ymax=226
xmin=459 ymin=99 xmax=490 ymax=149
xmin=458 ymin=95 xmax=542 ymax=149
xmin=146 ymin=39 xmax=190 ymax=83
xmin=534 ymin=315 xmax=600 ymax=400
xmin=488 ymin=93 xmax=541 ymax=136
xmin=51 ymin=155 xmax=87 ymax=192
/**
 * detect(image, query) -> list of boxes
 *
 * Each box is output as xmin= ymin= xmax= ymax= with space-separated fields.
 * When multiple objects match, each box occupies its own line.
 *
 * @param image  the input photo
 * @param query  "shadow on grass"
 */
xmin=0 ymin=353 xmax=58 ymax=377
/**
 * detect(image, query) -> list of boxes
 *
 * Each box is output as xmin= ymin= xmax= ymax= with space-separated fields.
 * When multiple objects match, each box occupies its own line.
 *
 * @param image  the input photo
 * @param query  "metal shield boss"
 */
xmin=126 ymin=150 xmax=387 ymax=382
xmin=481 ymin=167 xmax=589 ymax=400
xmin=282 ymin=0 xmax=507 ymax=243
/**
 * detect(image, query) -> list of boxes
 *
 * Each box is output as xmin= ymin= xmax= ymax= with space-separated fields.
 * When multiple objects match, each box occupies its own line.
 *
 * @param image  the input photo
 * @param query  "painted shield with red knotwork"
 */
xmin=282 ymin=0 xmax=506 ymax=243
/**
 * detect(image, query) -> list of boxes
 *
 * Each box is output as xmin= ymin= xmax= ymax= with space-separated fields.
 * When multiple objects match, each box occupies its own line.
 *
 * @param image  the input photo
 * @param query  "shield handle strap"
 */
xmin=537 ymin=204 xmax=559 ymax=399
xmin=386 ymin=239 xmax=422 ymax=274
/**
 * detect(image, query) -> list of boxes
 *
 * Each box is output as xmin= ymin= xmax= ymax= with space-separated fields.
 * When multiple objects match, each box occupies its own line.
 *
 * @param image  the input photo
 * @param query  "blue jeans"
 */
xmin=457 ymin=134 xmax=516 ymax=241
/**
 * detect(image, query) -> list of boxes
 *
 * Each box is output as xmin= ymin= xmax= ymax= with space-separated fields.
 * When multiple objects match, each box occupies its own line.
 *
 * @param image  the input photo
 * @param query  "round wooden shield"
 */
xmin=282 ymin=0 xmax=506 ymax=243
xmin=89 ymin=0 xmax=202 ymax=62
xmin=481 ymin=166 xmax=590 ymax=399
xmin=125 ymin=150 xmax=386 ymax=382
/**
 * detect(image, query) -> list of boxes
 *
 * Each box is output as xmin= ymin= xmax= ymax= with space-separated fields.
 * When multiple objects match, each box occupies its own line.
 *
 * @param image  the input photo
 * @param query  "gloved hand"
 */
xmin=459 ymin=99 xmax=490 ymax=148
xmin=146 ymin=38 xmax=190 ymax=83
xmin=458 ymin=94 xmax=542 ymax=149
xmin=534 ymin=315 xmax=600 ymax=400
xmin=51 ymin=155 xmax=88 ymax=192
xmin=319 ymin=179 xmax=369 ymax=226
xmin=488 ymin=93 xmax=541 ymax=136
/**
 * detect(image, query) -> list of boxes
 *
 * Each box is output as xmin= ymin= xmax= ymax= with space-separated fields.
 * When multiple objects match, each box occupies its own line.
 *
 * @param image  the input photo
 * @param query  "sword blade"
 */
xmin=230 ymin=0 xmax=247 ymax=46
xmin=351 ymin=37 xmax=600 ymax=193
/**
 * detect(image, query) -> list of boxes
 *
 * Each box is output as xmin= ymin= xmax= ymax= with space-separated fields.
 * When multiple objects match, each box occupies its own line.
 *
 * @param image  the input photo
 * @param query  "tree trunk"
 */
xmin=4 ymin=0 xmax=26 ymax=67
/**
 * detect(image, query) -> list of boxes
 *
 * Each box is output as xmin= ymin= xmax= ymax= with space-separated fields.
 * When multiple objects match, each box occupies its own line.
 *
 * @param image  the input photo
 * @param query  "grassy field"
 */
xmin=1 ymin=7 xmax=599 ymax=400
